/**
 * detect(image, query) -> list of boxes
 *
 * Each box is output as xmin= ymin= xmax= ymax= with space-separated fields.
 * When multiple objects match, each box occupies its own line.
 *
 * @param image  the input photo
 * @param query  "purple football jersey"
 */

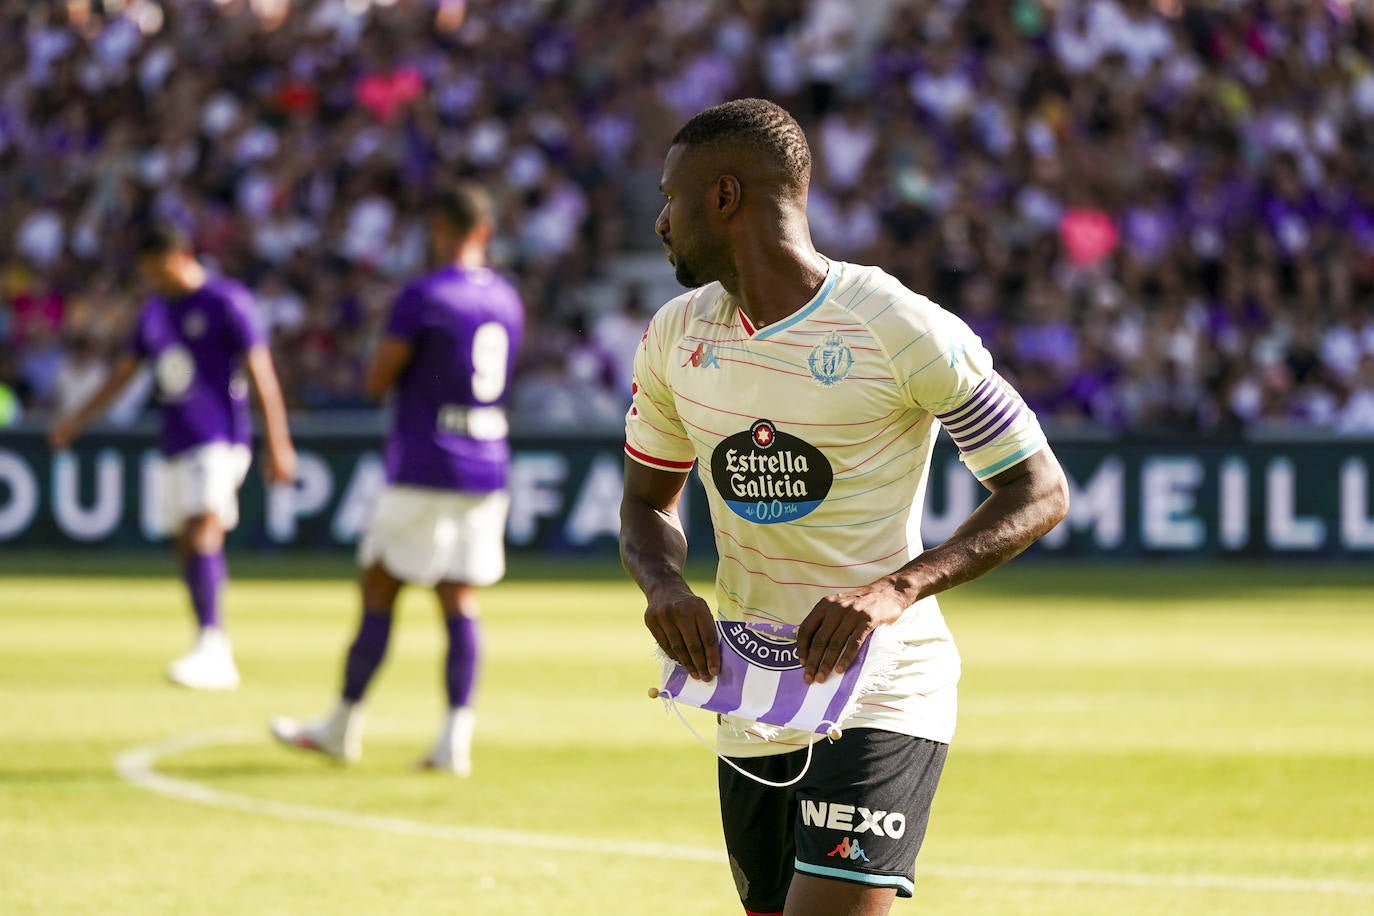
xmin=384 ymin=266 xmax=524 ymax=492
xmin=132 ymin=277 xmax=263 ymax=457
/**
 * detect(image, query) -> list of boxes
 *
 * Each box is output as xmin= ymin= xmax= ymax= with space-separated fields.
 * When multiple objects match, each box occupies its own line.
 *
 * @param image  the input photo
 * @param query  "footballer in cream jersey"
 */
xmin=626 ymin=258 xmax=1048 ymax=757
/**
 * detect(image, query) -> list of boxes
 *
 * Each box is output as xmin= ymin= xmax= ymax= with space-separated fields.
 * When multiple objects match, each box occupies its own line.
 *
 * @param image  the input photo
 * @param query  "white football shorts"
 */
xmin=358 ymin=484 xmax=509 ymax=587
xmin=159 ymin=442 xmax=252 ymax=534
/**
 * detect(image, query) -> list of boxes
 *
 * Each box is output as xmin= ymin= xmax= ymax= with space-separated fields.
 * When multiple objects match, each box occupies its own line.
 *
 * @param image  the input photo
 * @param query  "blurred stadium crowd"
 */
xmin=2 ymin=0 xmax=1374 ymax=435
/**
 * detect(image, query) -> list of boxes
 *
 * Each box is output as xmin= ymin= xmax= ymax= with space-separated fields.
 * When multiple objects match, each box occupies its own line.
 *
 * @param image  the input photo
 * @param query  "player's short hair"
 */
xmin=431 ymin=183 xmax=493 ymax=238
xmin=671 ymin=98 xmax=811 ymax=194
xmin=136 ymin=221 xmax=192 ymax=257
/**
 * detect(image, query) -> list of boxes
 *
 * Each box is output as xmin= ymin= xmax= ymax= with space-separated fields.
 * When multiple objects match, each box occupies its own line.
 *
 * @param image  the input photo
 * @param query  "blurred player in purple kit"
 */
xmin=49 ymin=223 xmax=297 ymax=690
xmin=271 ymin=184 xmax=524 ymax=775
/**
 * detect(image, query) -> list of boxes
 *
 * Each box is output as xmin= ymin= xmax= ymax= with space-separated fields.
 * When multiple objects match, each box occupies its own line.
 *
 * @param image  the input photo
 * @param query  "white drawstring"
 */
xmin=653 ymin=687 xmax=841 ymax=788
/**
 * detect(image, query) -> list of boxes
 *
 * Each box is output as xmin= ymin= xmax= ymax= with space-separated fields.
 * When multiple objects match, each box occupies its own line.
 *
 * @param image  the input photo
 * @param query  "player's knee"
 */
xmin=359 ymin=563 xmax=404 ymax=608
xmin=183 ymin=513 xmax=224 ymax=552
xmin=441 ymin=606 xmax=479 ymax=620
xmin=435 ymin=581 xmax=478 ymax=617
xmin=783 ymin=873 xmax=896 ymax=916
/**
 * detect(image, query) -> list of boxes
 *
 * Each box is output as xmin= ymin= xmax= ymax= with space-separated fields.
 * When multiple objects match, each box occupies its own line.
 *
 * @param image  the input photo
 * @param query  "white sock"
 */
xmin=329 ymin=701 xmax=363 ymax=736
xmin=441 ymin=707 xmax=475 ymax=756
xmin=196 ymin=627 xmax=227 ymax=647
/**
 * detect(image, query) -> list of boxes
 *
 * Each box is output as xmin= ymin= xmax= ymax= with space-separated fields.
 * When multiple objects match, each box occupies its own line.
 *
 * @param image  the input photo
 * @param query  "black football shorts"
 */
xmin=717 ymin=727 xmax=947 ymax=914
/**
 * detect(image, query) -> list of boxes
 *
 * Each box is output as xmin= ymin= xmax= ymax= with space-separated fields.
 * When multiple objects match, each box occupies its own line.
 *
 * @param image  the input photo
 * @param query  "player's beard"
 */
xmin=668 ymin=246 xmax=708 ymax=289
xmin=673 ymin=260 xmax=704 ymax=288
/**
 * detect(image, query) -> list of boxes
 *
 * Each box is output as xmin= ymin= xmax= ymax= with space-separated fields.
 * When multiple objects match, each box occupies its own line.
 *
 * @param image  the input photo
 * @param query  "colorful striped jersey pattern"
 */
xmin=658 ymin=621 xmax=879 ymax=736
xmin=626 ymin=259 xmax=1047 ymax=757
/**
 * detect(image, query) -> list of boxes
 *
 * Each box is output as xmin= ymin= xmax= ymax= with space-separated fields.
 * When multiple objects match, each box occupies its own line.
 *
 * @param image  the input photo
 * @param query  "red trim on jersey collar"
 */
xmin=738 ymin=307 xmax=757 ymax=336
xmin=743 ymin=910 xmax=783 ymax=916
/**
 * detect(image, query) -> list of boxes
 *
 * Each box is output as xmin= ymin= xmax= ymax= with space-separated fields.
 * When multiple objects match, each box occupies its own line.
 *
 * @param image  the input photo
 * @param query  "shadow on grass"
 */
xmin=0 ymin=551 xmax=627 ymax=582
xmin=2 ymin=551 xmax=1370 ymax=602
xmin=159 ymin=760 xmax=335 ymax=779
xmin=0 ymin=767 xmax=125 ymax=785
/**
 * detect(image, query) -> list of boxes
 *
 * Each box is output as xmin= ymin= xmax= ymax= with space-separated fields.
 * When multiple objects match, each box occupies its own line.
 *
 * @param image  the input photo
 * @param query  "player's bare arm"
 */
xmin=362 ymin=337 xmax=413 ymax=401
xmin=244 ymin=344 xmax=297 ymax=484
xmin=47 ymin=354 xmax=143 ymax=451
xmin=798 ymin=447 xmax=1070 ymax=684
xmin=620 ymin=457 xmax=720 ymax=681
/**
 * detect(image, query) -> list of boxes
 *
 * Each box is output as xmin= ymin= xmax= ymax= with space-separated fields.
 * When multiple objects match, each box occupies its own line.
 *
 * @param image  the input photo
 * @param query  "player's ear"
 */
xmin=715 ymin=175 xmax=741 ymax=218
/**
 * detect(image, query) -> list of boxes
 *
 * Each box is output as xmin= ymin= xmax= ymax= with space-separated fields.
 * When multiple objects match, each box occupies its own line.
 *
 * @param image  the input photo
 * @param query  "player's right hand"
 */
xmin=643 ymin=586 xmax=720 ymax=681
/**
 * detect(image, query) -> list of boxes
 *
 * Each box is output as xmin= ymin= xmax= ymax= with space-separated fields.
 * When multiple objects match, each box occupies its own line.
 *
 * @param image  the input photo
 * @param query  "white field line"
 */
xmin=115 ymin=729 xmax=1374 ymax=897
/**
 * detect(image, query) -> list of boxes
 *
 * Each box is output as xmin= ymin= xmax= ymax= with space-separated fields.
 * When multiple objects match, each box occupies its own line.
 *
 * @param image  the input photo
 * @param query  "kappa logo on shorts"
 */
xmin=826 ymin=837 xmax=870 ymax=862
xmin=801 ymin=800 xmax=907 ymax=838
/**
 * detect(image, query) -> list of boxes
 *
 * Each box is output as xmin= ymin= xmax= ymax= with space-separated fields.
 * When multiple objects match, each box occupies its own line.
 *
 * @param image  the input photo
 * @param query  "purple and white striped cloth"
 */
xmin=934 ymin=374 xmax=1026 ymax=453
xmin=657 ymin=621 xmax=875 ymax=735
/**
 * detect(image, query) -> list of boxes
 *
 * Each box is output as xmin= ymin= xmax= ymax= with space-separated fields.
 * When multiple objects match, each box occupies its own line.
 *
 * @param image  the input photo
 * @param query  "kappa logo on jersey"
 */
xmin=801 ymin=799 xmax=908 ymax=838
xmin=720 ymin=620 xmax=801 ymax=671
xmin=710 ymin=419 xmax=833 ymax=524
xmin=683 ymin=342 xmax=721 ymax=368
xmin=827 ymin=838 xmax=871 ymax=862
xmin=807 ymin=331 xmax=854 ymax=386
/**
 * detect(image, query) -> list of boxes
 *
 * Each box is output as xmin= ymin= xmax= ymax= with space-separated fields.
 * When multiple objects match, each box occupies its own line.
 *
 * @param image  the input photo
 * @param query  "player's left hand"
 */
xmin=265 ymin=444 xmax=298 ymax=485
xmin=797 ymin=585 xmax=907 ymax=685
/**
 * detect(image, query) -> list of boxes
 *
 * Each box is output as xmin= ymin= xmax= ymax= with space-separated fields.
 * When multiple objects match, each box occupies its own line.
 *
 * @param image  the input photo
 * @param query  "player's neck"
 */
xmin=167 ymin=261 xmax=207 ymax=298
xmin=453 ymin=245 xmax=486 ymax=270
xmin=723 ymin=241 xmax=828 ymax=330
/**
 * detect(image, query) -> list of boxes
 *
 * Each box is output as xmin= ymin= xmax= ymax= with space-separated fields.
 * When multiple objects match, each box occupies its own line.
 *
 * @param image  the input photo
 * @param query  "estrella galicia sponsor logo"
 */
xmin=710 ymin=419 xmax=833 ymax=524
xmin=720 ymin=621 xmax=801 ymax=671
xmin=808 ymin=331 xmax=853 ymax=386
xmin=826 ymin=838 xmax=871 ymax=862
xmin=802 ymin=799 xmax=908 ymax=839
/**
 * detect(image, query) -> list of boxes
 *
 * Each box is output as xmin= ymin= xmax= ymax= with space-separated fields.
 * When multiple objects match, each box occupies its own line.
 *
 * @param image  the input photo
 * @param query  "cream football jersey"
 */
xmin=626 ymin=259 xmax=1047 ymax=757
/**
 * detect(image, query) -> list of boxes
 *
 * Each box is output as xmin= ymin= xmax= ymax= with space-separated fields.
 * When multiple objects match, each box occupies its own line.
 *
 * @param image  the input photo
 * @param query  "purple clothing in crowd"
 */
xmin=131 ymin=277 xmax=262 ymax=457
xmin=1261 ymin=193 xmax=1322 ymax=257
xmin=1344 ymin=199 xmax=1374 ymax=255
xmin=383 ymin=266 xmax=525 ymax=493
xmin=1122 ymin=204 xmax=1175 ymax=263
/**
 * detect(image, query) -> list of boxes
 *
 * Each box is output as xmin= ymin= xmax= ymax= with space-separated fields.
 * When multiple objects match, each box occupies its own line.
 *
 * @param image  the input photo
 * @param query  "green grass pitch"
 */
xmin=1 ymin=555 xmax=1371 ymax=915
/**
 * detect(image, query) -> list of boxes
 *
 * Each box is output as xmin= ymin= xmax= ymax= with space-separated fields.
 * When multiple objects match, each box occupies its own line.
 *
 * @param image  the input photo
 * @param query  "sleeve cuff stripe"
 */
xmin=971 ymin=441 xmax=1046 ymax=479
xmin=943 ymin=389 xmax=1012 ymax=434
xmin=950 ymin=401 xmax=1023 ymax=446
xmin=933 ymin=377 xmax=992 ymax=422
xmin=959 ymin=408 xmax=1024 ymax=452
xmin=624 ymin=444 xmax=696 ymax=470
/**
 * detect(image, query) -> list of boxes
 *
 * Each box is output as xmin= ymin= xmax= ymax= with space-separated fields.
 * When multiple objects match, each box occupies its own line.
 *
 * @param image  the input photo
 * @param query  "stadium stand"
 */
xmin=2 ymin=0 xmax=1374 ymax=435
